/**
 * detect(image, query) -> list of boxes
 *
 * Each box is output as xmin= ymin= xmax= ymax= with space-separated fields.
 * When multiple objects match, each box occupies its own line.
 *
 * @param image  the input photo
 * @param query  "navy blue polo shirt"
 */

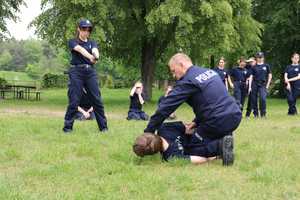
xmin=157 ymin=123 xmax=190 ymax=161
xmin=252 ymin=64 xmax=271 ymax=83
xmin=79 ymin=92 xmax=92 ymax=110
xmin=129 ymin=93 xmax=143 ymax=111
xmin=229 ymin=67 xmax=249 ymax=82
xmin=213 ymin=67 xmax=228 ymax=84
xmin=285 ymin=64 xmax=300 ymax=89
xmin=68 ymin=39 xmax=98 ymax=65
xmin=144 ymin=66 xmax=241 ymax=133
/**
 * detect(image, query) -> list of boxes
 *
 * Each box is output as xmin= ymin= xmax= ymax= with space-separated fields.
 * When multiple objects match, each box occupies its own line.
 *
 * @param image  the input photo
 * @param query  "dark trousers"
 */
xmin=64 ymin=67 xmax=107 ymax=131
xmin=233 ymin=81 xmax=247 ymax=111
xmin=159 ymin=121 xmax=236 ymax=158
xmin=127 ymin=109 xmax=149 ymax=120
xmin=286 ymin=87 xmax=300 ymax=115
xmin=251 ymin=82 xmax=267 ymax=117
xmin=245 ymin=91 xmax=252 ymax=117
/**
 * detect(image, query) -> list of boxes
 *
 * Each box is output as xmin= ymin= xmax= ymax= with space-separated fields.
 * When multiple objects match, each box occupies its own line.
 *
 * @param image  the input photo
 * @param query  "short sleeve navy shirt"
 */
xmin=68 ymin=39 xmax=98 ymax=65
xmin=129 ymin=93 xmax=143 ymax=111
xmin=229 ymin=67 xmax=248 ymax=82
xmin=252 ymin=64 xmax=271 ymax=83
xmin=213 ymin=67 xmax=228 ymax=84
xmin=285 ymin=64 xmax=300 ymax=89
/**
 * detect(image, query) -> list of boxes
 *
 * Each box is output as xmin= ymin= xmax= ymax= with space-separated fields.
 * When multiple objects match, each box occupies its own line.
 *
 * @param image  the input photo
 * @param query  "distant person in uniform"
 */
xmin=284 ymin=53 xmax=300 ymax=115
xmin=127 ymin=82 xmax=149 ymax=120
xmin=250 ymin=52 xmax=272 ymax=118
xmin=158 ymin=85 xmax=176 ymax=120
xmin=228 ymin=57 xmax=252 ymax=111
xmin=75 ymin=88 xmax=95 ymax=120
xmin=133 ymin=122 xmax=218 ymax=165
xmin=213 ymin=57 xmax=230 ymax=91
xmin=143 ymin=53 xmax=242 ymax=166
xmin=245 ymin=57 xmax=256 ymax=118
xmin=63 ymin=19 xmax=108 ymax=133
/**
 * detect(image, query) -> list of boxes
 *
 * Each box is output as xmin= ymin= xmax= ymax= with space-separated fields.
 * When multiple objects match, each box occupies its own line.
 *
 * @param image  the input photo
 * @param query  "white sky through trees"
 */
xmin=6 ymin=0 xmax=42 ymax=40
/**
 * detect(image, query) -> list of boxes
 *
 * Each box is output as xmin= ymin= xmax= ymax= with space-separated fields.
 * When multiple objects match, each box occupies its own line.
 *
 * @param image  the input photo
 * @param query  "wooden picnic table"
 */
xmin=1 ymin=83 xmax=41 ymax=100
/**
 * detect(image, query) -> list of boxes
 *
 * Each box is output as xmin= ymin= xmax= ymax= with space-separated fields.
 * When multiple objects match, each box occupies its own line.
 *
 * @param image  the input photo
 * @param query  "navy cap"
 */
xmin=255 ymin=52 xmax=264 ymax=58
xmin=78 ymin=19 xmax=93 ymax=28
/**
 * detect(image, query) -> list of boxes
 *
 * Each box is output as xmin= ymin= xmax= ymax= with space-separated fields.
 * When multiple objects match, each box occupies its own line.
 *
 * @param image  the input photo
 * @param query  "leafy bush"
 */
xmin=42 ymin=73 xmax=68 ymax=88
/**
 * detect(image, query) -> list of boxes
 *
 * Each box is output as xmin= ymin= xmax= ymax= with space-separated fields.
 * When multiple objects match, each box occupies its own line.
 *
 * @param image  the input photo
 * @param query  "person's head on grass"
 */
xmin=133 ymin=133 xmax=162 ymax=157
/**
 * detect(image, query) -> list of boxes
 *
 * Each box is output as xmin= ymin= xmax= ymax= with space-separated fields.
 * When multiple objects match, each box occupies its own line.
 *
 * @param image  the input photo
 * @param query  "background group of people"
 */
xmin=62 ymin=19 xmax=300 ymax=167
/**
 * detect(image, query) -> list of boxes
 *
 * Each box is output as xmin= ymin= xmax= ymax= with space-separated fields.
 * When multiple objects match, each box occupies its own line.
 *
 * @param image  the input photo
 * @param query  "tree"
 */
xmin=0 ymin=50 xmax=13 ymax=70
xmin=252 ymin=0 xmax=300 ymax=97
xmin=0 ymin=0 xmax=25 ymax=39
xmin=33 ymin=0 xmax=262 ymax=100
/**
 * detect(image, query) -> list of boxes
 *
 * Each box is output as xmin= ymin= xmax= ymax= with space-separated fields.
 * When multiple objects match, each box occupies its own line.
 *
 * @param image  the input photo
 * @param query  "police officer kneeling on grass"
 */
xmin=63 ymin=19 xmax=108 ymax=133
xmin=139 ymin=53 xmax=242 ymax=166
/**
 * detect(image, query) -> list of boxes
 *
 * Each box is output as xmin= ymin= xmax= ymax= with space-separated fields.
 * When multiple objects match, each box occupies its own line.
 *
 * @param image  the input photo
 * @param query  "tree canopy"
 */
xmin=0 ymin=0 xmax=25 ymax=39
xmin=33 ymin=0 xmax=263 ymax=100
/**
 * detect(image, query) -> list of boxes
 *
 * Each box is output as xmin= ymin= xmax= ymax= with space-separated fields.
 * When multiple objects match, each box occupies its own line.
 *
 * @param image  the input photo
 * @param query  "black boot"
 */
xmin=220 ymin=135 xmax=234 ymax=166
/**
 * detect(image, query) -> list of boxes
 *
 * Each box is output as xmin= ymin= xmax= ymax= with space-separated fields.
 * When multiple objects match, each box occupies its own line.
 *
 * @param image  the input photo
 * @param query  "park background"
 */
xmin=0 ymin=0 xmax=300 ymax=199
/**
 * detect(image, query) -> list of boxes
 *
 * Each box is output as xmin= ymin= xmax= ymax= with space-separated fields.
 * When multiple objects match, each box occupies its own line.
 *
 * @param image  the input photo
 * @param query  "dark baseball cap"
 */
xmin=78 ymin=19 xmax=93 ymax=29
xmin=255 ymin=52 xmax=264 ymax=58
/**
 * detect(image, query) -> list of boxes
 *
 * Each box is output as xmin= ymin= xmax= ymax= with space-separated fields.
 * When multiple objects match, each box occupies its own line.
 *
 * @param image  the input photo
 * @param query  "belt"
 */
xmin=71 ymin=64 xmax=93 ymax=68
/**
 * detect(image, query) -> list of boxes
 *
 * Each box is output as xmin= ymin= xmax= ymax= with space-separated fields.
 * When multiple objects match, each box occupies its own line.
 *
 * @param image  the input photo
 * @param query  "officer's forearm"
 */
xmin=74 ymin=45 xmax=94 ymax=61
xmin=92 ymin=48 xmax=99 ymax=60
xmin=288 ymin=74 xmax=300 ymax=82
xmin=267 ymin=74 xmax=272 ymax=87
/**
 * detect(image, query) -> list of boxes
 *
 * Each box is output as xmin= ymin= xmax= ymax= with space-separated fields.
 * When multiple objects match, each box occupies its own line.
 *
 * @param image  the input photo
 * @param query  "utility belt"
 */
xmin=71 ymin=64 xmax=94 ymax=68
xmin=254 ymin=80 xmax=266 ymax=85
xmin=234 ymin=80 xmax=247 ymax=83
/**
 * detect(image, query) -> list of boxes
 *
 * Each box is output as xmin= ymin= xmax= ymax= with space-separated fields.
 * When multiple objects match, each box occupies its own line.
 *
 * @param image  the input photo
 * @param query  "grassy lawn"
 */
xmin=0 ymin=88 xmax=299 ymax=200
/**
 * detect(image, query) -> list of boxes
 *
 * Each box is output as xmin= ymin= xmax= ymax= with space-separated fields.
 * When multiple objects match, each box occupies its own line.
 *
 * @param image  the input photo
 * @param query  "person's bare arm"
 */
xmin=266 ymin=73 xmax=272 ymax=89
xmin=287 ymin=74 xmax=300 ymax=82
xmin=73 ymin=45 xmax=96 ymax=63
xmin=190 ymin=156 xmax=216 ymax=165
xmin=227 ymin=76 xmax=234 ymax=89
xmin=130 ymin=86 xmax=137 ymax=96
xmin=248 ymin=75 xmax=253 ymax=94
xmin=92 ymin=48 xmax=99 ymax=60
xmin=137 ymin=93 xmax=145 ymax=104
xmin=78 ymin=106 xmax=90 ymax=119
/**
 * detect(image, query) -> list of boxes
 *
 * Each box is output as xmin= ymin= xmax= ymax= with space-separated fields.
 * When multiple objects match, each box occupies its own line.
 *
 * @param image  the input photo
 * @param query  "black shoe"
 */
xmin=63 ymin=127 xmax=73 ymax=134
xmin=220 ymin=135 xmax=234 ymax=166
xmin=100 ymin=128 xmax=108 ymax=133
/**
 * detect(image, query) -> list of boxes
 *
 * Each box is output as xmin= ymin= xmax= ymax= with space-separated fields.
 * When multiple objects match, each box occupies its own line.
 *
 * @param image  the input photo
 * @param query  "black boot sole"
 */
xmin=222 ymin=135 xmax=234 ymax=166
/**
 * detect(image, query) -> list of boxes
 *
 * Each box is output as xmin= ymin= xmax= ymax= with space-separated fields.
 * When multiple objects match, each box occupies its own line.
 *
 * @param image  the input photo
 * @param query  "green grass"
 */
xmin=0 ymin=70 xmax=39 ymax=86
xmin=0 ymin=88 xmax=300 ymax=200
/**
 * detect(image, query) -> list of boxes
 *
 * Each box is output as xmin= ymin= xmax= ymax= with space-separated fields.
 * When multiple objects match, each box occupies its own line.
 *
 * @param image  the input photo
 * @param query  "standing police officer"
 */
xmin=250 ymin=52 xmax=272 ymax=118
xmin=284 ymin=53 xmax=300 ymax=115
xmin=213 ymin=57 xmax=229 ymax=91
xmin=144 ymin=53 xmax=242 ymax=165
xmin=228 ymin=57 xmax=252 ymax=111
xmin=63 ymin=19 xmax=108 ymax=133
xmin=245 ymin=57 xmax=256 ymax=118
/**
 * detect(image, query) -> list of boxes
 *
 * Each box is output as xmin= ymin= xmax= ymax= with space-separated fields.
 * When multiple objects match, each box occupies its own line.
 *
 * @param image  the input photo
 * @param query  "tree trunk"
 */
xmin=141 ymin=38 xmax=156 ymax=101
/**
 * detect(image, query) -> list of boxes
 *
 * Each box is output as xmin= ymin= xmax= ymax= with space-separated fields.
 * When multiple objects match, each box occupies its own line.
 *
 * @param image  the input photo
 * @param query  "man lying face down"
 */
xmin=133 ymin=122 xmax=233 ymax=165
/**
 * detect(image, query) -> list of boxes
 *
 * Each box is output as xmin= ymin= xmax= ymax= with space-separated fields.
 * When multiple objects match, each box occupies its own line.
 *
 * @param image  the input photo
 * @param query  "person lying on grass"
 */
xmin=133 ymin=121 xmax=231 ymax=165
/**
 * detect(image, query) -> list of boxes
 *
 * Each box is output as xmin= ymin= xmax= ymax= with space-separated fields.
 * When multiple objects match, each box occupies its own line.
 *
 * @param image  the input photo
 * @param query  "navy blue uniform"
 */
xmin=250 ymin=64 xmax=271 ymax=117
xmin=213 ymin=67 xmax=228 ymax=85
xmin=245 ymin=64 xmax=253 ymax=117
xmin=145 ymin=66 xmax=242 ymax=140
xmin=75 ymin=91 xmax=95 ymax=120
xmin=127 ymin=93 xmax=149 ymax=120
xmin=63 ymin=38 xmax=108 ymax=131
xmin=157 ymin=122 xmax=221 ymax=161
xmin=285 ymin=65 xmax=300 ymax=115
xmin=229 ymin=67 xmax=250 ymax=111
